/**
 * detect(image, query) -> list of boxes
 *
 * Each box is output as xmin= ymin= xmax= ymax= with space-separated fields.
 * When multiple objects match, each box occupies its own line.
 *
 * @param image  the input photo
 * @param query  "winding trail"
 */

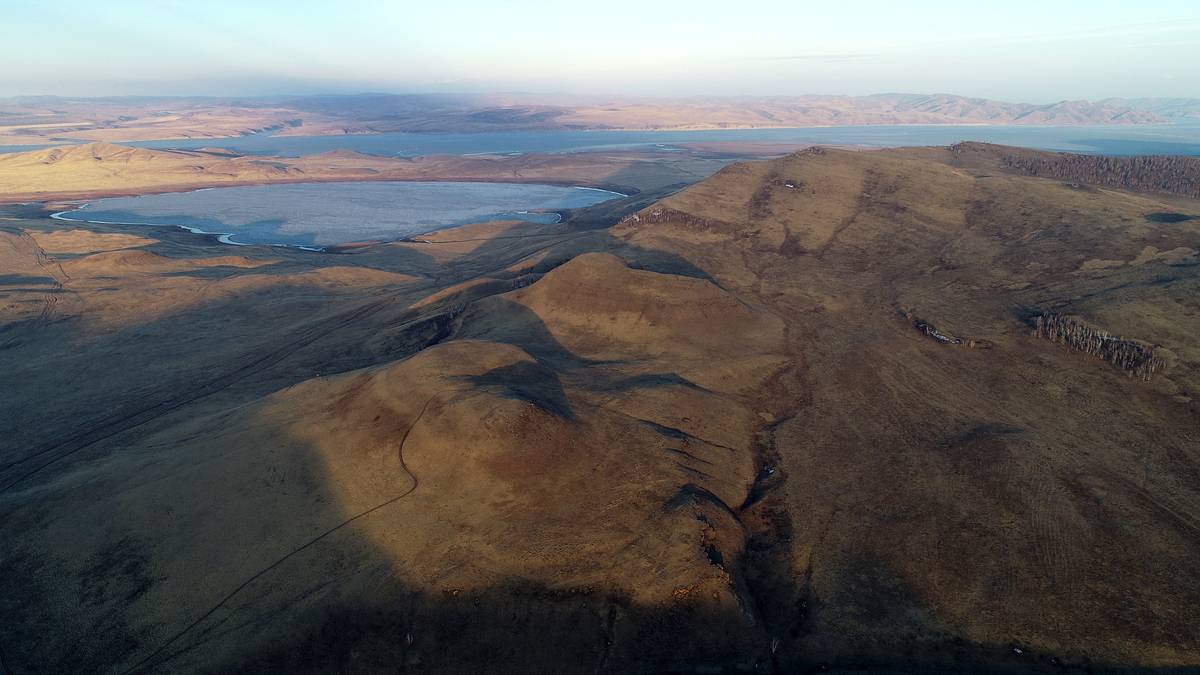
xmin=122 ymin=393 xmax=441 ymax=674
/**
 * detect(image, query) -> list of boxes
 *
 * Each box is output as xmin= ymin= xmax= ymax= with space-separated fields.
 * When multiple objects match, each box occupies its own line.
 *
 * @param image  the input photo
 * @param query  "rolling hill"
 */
xmin=0 ymin=143 xmax=1197 ymax=673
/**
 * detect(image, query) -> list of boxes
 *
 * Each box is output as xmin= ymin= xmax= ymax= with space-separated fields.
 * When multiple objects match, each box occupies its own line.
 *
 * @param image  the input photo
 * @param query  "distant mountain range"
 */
xmin=1 ymin=93 xmax=1198 ymax=145
xmin=1099 ymin=97 xmax=1200 ymax=119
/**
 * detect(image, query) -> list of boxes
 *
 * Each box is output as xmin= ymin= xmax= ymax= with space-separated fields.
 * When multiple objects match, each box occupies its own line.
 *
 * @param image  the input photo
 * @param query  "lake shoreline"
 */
xmin=2 ymin=174 xmax=639 ymax=207
xmin=49 ymin=180 xmax=626 ymax=250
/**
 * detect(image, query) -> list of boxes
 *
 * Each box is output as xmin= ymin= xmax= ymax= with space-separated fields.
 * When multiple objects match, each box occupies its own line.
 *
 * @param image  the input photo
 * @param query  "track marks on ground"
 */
xmin=0 ymin=294 xmax=395 ymax=493
xmin=1027 ymin=473 xmax=1084 ymax=601
xmin=121 ymin=393 xmax=440 ymax=674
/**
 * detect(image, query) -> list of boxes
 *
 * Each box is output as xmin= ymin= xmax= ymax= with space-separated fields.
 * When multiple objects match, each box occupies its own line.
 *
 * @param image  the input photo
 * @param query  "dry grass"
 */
xmin=2 ymin=145 xmax=1198 ymax=673
xmin=0 ymin=142 xmax=721 ymax=202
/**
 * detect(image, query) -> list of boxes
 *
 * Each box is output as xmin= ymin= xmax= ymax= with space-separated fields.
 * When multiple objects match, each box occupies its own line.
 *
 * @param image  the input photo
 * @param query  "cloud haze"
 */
xmin=3 ymin=0 xmax=1198 ymax=101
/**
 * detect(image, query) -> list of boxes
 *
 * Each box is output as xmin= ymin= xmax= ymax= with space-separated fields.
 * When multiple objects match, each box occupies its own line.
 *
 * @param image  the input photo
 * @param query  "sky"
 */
xmin=3 ymin=0 xmax=1199 ymax=101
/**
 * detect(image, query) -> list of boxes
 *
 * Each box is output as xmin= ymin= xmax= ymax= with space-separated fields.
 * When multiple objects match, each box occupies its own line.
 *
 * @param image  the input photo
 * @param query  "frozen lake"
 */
xmin=52 ymin=181 xmax=623 ymax=249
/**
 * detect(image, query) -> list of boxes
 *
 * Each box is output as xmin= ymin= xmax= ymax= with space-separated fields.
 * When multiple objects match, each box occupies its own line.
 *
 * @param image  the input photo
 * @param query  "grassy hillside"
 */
xmin=1 ymin=145 xmax=1197 ymax=673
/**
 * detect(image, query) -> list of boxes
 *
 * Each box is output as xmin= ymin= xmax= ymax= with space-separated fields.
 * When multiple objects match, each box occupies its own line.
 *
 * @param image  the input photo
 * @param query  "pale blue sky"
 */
xmin=3 ymin=0 xmax=1198 ymax=101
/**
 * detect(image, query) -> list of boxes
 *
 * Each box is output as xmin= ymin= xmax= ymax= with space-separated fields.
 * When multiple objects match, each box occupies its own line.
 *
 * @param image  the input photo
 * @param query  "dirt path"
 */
xmin=0 ymin=293 xmax=396 ymax=493
xmin=122 ymin=392 xmax=441 ymax=674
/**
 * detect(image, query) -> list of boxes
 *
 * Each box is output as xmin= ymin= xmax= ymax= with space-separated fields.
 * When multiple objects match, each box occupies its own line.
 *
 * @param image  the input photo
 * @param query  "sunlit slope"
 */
xmin=0 ymin=142 xmax=698 ymax=200
xmin=1 ymin=145 xmax=1198 ymax=673
xmin=616 ymin=146 xmax=1200 ymax=666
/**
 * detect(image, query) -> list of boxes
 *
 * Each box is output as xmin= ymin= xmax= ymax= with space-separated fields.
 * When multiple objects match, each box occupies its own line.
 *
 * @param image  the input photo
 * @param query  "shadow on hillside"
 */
xmin=6 ymin=375 xmax=1195 ymax=674
xmin=213 ymin=568 xmax=1199 ymax=674
xmin=5 ymin=187 xmax=1196 ymax=674
xmin=462 ymin=359 xmax=575 ymax=420
xmin=454 ymin=297 xmax=611 ymax=371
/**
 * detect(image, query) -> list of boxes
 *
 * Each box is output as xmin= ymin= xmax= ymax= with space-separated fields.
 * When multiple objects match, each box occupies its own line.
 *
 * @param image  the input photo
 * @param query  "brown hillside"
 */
xmin=1 ymin=146 xmax=1198 ymax=673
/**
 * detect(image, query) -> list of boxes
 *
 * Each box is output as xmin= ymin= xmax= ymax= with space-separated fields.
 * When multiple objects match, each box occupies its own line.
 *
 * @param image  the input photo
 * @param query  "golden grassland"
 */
xmin=0 ymin=142 xmax=737 ymax=203
xmin=0 ymin=145 xmax=1197 ymax=673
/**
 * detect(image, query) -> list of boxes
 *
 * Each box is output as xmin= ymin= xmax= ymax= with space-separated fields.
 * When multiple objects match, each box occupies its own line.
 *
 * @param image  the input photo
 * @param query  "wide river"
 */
xmin=114 ymin=123 xmax=1200 ymax=157
xmin=3 ymin=122 xmax=1200 ymax=158
xmin=52 ymin=181 xmax=622 ymax=249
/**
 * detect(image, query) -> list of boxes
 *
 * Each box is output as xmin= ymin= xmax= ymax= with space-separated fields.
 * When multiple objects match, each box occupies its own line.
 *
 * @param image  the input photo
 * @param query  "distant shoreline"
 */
xmin=4 ymin=118 xmax=1199 ymax=156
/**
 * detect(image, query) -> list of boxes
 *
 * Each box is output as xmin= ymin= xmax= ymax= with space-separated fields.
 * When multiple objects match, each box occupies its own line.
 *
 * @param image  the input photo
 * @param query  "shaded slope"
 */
xmin=2 ymin=145 xmax=1198 ymax=673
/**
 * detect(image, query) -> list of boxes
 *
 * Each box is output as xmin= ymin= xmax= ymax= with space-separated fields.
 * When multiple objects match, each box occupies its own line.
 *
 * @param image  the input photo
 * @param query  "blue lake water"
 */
xmin=52 ymin=181 xmax=622 ymax=249
xmin=5 ymin=122 xmax=1200 ymax=158
xmin=108 ymin=123 xmax=1200 ymax=158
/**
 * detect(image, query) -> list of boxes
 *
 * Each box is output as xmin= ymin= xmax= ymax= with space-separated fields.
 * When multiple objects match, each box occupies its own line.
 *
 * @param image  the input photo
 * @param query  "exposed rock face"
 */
xmin=1032 ymin=312 xmax=1165 ymax=379
xmin=952 ymin=141 xmax=1200 ymax=198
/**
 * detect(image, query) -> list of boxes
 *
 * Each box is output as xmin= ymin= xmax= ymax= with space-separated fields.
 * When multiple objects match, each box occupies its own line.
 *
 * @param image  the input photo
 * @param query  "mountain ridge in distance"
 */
xmin=1 ymin=92 xmax=1197 ymax=147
